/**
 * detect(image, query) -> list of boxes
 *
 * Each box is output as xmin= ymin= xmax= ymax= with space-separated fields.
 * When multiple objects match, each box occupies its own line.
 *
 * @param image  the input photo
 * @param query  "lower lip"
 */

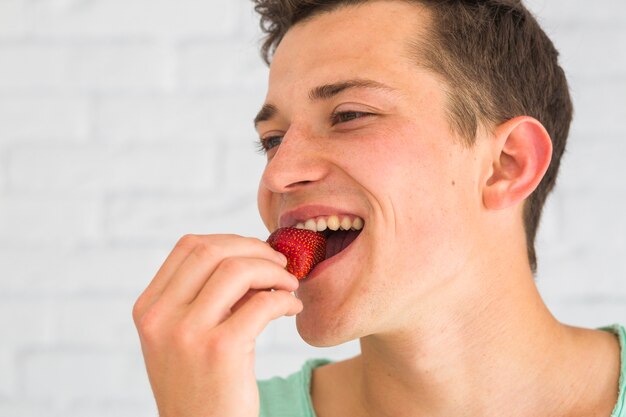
xmin=301 ymin=229 xmax=364 ymax=283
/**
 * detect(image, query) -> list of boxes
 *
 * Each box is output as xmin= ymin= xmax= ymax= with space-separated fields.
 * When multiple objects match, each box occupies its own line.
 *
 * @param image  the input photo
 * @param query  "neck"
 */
xmin=353 ymin=263 xmax=582 ymax=417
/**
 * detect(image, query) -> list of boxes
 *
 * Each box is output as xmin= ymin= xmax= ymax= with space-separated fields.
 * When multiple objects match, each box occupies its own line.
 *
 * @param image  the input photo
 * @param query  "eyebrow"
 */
xmin=253 ymin=103 xmax=278 ymax=128
xmin=253 ymin=79 xmax=396 ymax=129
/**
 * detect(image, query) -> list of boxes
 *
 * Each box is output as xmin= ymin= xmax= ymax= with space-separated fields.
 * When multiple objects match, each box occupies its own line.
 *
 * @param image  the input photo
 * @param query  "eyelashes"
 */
xmin=255 ymin=110 xmax=374 ymax=154
xmin=255 ymin=136 xmax=281 ymax=154
xmin=330 ymin=110 xmax=371 ymax=125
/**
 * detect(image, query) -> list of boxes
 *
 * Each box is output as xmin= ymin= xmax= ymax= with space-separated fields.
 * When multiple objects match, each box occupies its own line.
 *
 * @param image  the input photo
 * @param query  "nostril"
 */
xmin=286 ymin=180 xmax=313 ymax=189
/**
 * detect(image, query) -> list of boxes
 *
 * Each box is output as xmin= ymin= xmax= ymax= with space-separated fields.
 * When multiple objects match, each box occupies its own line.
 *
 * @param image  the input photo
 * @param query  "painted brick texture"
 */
xmin=0 ymin=0 xmax=624 ymax=415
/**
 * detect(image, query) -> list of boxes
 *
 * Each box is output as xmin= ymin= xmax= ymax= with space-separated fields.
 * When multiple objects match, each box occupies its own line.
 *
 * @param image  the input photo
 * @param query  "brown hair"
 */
xmin=252 ymin=0 xmax=573 ymax=275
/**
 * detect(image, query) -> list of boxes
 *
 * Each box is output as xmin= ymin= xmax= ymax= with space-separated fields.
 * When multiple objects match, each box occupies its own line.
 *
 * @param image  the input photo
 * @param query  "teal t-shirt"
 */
xmin=258 ymin=323 xmax=626 ymax=417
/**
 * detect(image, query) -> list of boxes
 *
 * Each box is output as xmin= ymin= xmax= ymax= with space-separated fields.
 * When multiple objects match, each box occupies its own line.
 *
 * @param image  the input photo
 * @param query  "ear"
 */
xmin=483 ymin=116 xmax=553 ymax=210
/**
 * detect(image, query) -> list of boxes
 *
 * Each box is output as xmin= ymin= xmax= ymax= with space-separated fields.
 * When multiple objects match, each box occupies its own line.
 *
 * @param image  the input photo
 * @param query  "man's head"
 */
xmin=254 ymin=0 xmax=573 ymax=275
xmin=253 ymin=0 xmax=569 ymax=346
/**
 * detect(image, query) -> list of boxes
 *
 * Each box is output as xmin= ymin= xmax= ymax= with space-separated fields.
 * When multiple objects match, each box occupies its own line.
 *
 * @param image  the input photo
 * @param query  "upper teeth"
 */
xmin=294 ymin=215 xmax=364 ymax=232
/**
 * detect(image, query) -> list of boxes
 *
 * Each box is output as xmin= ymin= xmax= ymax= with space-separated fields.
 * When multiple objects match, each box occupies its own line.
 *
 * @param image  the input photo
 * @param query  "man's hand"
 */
xmin=132 ymin=234 xmax=302 ymax=417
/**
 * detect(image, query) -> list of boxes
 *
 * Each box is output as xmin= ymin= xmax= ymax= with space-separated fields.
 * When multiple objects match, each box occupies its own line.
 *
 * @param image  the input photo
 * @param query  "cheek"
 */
xmin=257 ymin=180 xmax=274 ymax=231
xmin=353 ymin=125 xmax=475 ymax=264
xmin=347 ymin=125 xmax=439 ymax=195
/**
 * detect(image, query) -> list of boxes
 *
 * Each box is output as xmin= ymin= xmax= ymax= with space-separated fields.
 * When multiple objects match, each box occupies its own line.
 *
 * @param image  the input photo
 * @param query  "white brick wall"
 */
xmin=0 ymin=0 xmax=624 ymax=415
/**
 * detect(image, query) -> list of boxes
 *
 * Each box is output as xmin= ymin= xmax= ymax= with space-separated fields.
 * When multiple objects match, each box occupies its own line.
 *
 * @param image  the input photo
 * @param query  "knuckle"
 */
xmin=137 ymin=317 xmax=157 ymax=342
xmin=205 ymin=330 xmax=236 ymax=356
xmin=171 ymin=322 xmax=197 ymax=350
xmin=194 ymin=240 xmax=215 ymax=259
xmin=175 ymin=234 xmax=202 ymax=251
xmin=131 ymin=296 xmax=146 ymax=326
xmin=218 ymin=257 xmax=248 ymax=277
xmin=189 ymin=239 xmax=222 ymax=263
xmin=136 ymin=303 xmax=165 ymax=340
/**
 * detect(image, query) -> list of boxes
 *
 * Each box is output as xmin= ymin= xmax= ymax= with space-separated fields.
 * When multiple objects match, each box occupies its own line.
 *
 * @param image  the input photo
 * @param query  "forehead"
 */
xmin=266 ymin=1 xmax=432 ymax=99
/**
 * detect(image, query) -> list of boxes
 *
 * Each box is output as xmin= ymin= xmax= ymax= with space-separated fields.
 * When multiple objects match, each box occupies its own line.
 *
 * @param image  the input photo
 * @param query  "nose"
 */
xmin=259 ymin=126 xmax=328 ymax=194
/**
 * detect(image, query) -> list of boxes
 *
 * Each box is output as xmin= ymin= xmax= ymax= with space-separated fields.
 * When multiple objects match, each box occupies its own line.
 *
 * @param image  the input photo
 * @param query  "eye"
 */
xmin=255 ymin=135 xmax=283 ymax=154
xmin=255 ymin=111 xmax=374 ymax=155
xmin=330 ymin=110 xmax=373 ymax=126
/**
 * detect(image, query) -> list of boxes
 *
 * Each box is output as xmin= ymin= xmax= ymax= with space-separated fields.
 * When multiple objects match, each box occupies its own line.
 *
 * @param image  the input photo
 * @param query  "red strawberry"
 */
xmin=267 ymin=227 xmax=327 ymax=279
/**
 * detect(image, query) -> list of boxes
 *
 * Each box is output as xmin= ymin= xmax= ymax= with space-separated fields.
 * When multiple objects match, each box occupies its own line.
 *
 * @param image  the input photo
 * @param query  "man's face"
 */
xmin=256 ymin=1 xmax=488 ymax=346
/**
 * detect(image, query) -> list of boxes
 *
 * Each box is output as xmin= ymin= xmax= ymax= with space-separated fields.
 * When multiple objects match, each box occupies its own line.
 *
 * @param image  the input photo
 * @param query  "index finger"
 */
xmin=136 ymin=234 xmax=286 ymax=313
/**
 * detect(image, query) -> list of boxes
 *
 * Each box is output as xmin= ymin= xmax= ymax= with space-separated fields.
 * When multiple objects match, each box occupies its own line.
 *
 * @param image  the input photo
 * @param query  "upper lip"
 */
xmin=278 ymin=204 xmax=365 ymax=229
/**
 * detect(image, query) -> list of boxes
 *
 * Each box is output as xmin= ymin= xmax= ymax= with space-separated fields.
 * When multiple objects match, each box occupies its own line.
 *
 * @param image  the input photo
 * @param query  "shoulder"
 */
xmin=257 ymin=358 xmax=333 ymax=417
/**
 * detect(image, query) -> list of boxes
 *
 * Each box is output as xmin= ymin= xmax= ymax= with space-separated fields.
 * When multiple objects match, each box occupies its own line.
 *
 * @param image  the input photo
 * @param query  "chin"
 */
xmin=295 ymin=305 xmax=362 ymax=347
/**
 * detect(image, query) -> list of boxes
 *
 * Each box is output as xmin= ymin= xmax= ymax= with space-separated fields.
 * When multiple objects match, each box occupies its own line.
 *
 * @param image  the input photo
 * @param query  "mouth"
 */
xmin=291 ymin=215 xmax=364 ymax=263
xmin=322 ymin=229 xmax=361 ymax=260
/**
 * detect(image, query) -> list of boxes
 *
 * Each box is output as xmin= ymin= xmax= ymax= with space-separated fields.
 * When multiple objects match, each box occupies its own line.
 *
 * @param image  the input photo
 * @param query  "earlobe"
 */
xmin=483 ymin=116 xmax=553 ymax=210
